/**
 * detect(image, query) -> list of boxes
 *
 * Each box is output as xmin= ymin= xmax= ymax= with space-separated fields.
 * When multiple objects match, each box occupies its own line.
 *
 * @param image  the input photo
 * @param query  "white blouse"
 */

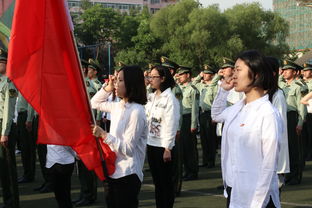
xmin=212 ymin=88 xmax=281 ymax=208
xmin=91 ymin=88 xmax=148 ymax=182
xmin=272 ymin=89 xmax=289 ymax=174
xmin=46 ymin=145 xmax=76 ymax=168
xmin=145 ymin=88 xmax=180 ymax=150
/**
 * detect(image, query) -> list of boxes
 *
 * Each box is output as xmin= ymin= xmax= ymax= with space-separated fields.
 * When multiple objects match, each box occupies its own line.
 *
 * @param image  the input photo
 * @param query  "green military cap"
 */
xmin=161 ymin=56 xmax=179 ymax=69
xmin=115 ymin=61 xmax=126 ymax=71
xmin=221 ymin=57 xmax=235 ymax=69
xmin=282 ymin=59 xmax=303 ymax=71
xmin=81 ymin=59 xmax=89 ymax=68
xmin=203 ymin=64 xmax=215 ymax=74
xmin=0 ymin=48 xmax=8 ymax=62
xmin=88 ymin=58 xmax=101 ymax=72
xmin=303 ymin=62 xmax=312 ymax=71
xmin=177 ymin=66 xmax=192 ymax=75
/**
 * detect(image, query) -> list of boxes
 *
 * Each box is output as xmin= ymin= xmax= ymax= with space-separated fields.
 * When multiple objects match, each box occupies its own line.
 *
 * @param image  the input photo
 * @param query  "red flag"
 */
xmin=7 ymin=0 xmax=115 ymax=180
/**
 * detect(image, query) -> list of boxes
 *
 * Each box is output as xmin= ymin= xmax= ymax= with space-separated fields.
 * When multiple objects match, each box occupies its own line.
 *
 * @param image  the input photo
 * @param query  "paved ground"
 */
xmin=2 ymin=150 xmax=312 ymax=208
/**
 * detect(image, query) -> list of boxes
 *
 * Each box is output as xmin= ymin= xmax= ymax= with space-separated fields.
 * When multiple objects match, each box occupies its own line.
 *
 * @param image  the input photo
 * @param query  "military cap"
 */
xmin=221 ymin=57 xmax=235 ymax=69
xmin=88 ymin=58 xmax=101 ymax=72
xmin=161 ymin=56 xmax=179 ymax=70
xmin=303 ymin=63 xmax=312 ymax=71
xmin=203 ymin=64 xmax=215 ymax=74
xmin=282 ymin=59 xmax=303 ymax=71
xmin=81 ymin=59 xmax=89 ymax=68
xmin=115 ymin=61 xmax=126 ymax=71
xmin=0 ymin=48 xmax=8 ymax=62
xmin=177 ymin=66 xmax=192 ymax=75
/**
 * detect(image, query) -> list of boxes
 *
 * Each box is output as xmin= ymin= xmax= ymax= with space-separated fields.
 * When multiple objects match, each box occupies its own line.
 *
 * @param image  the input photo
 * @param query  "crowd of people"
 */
xmin=1 ymin=47 xmax=312 ymax=208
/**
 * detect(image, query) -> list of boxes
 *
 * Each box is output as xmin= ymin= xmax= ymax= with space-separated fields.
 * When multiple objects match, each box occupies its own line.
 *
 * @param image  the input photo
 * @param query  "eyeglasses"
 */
xmin=146 ymin=76 xmax=161 ymax=80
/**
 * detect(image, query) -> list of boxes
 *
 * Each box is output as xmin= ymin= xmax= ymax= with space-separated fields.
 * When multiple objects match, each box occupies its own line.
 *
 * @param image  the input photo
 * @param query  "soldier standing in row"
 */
xmin=192 ymin=65 xmax=218 ymax=168
xmin=302 ymin=63 xmax=312 ymax=161
xmin=0 ymin=48 xmax=20 ymax=208
xmin=280 ymin=60 xmax=307 ymax=185
xmin=177 ymin=66 xmax=199 ymax=181
xmin=73 ymin=59 xmax=98 ymax=207
xmin=16 ymin=93 xmax=36 ymax=184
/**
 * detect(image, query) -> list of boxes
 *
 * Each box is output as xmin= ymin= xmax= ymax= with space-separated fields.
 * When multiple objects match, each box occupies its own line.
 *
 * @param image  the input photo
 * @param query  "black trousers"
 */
xmin=226 ymin=186 xmax=276 ymax=208
xmin=77 ymin=160 xmax=97 ymax=201
xmin=49 ymin=163 xmax=75 ymax=208
xmin=17 ymin=111 xmax=36 ymax=180
xmin=181 ymin=114 xmax=198 ymax=177
xmin=172 ymin=134 xmax=183 ymax=196
xmin=285 ymin=111 xmax=303 ymax=184
xmin=147 ymin=145 xmax=175 ymax=208
xmin=302 ymin=113 xmax=312 ymax=160
xmin=199 ymin=111 xmax=217 ymax=165
xmin=0 ymin=123 xmax=20 ymax=208
xmin=106 ymin=174 xmax=141 ymax=208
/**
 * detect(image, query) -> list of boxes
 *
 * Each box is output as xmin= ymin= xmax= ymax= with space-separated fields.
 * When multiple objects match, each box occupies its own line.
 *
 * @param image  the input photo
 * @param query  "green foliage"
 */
xmin=73 ymin=0 xmax=290 ymax=72
xmin=74 ymin=5 xmax=121 ymax=45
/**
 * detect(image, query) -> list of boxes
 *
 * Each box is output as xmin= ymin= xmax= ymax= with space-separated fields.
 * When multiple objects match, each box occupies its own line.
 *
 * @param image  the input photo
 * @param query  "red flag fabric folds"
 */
xmin=7 ymin=0 xmax=115 ymax=180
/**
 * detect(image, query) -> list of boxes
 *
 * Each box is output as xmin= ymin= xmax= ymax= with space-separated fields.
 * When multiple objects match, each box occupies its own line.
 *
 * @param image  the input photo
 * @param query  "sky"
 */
xmin=198 ymin=0 xmax=273 ymax=11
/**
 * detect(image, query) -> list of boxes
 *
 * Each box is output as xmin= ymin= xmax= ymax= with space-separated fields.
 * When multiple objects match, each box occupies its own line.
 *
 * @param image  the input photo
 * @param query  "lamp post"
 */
xmin=107 ymin=41 xmax=111 ymax=75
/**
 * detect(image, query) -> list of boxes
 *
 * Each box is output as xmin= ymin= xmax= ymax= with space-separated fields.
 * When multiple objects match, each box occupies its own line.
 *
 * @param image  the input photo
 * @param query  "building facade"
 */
xmin=68 ymin=0 xmax=177 ymax=14
xmin=273 ymin=0 xmax=312 ymax=49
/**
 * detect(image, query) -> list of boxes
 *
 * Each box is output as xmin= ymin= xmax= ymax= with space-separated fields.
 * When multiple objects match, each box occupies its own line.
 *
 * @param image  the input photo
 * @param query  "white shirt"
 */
xmin=212 ymin=88 xmax=281 ymax=208
xmin=145 ymin=88 xmax=180 ymax=150
xmin=91 ymin=88 xmax=148 ymax=182
xmin=272 ymin=89 xmax=290 ymax=174
xmin=307 ymin=99 xmax=312 ymax=113
xmin=46 ymin=145 xmax=76 ymax=168
xmin=102 ymin=94 xmax=120 ymax=121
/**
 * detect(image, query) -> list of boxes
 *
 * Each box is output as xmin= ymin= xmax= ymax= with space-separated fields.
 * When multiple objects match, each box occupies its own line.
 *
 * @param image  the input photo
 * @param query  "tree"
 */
xmin=74 ymin=4 xmax=121 ymax=45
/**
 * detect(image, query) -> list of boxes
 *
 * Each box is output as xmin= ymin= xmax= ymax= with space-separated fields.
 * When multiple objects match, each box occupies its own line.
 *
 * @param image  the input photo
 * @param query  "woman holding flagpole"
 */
xmin=91 ymin=66 xmax=148 ymax=208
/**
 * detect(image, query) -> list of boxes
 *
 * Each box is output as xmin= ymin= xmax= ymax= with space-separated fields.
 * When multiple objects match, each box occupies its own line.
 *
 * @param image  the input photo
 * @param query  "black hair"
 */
xmin=236 ymin=50 xmax=276 ymax=101
xmin=120 ymin=65 xmax=147 ymax=105
xmin=264 ymin=56 xmax=280 ymax=102
xmin=151 ymin=65 xmax=176 ymax=92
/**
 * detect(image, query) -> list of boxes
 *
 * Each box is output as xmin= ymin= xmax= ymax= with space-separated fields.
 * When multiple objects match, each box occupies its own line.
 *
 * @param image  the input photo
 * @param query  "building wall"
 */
xmin=68 ymin=0 xmax=177 ymax=14
xmin=273 ymin=0 xmax=312 ymax=49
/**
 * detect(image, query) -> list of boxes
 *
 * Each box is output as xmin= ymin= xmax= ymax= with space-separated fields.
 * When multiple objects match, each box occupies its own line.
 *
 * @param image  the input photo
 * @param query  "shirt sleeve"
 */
xmin=161 ymin=96 xmax=180 ymax=150
xmin=91 ymin=88 xmax=114 ymax=113
xmin=104 ymin=108 xmax=147 ymax=157
xmin=250 ymin=112 xmax=279 ymax=207
xmin=2 ymin=82 xmax=17 ymax=136
xmin=211 ymin=87 xmax=230 ymax=123
xmin=191 ymin=88 xmax=199 ymax=129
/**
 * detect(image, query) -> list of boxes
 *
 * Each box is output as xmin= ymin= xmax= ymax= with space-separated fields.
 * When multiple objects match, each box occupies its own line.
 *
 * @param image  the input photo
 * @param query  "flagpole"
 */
xmin=70 ymin=31 xmax=110 ymax=181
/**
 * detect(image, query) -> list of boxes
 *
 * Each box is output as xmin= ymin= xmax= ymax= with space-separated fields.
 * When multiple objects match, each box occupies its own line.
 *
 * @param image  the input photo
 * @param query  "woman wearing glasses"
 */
xmin=145 ymin=65 xmax=180 ymax=208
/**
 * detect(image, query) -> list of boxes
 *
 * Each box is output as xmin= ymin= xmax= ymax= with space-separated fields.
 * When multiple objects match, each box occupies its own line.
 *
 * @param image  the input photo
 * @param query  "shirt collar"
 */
xmin=120 ymin=99 xmax=132 ymax=109
xmin=243 ymin=94 xmax=269 ymax=111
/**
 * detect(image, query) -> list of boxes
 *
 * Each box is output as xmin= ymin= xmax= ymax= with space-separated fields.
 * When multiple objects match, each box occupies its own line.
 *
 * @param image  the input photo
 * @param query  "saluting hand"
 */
xmin=220 ymin=76 xmax=234 ymax=91
xmin=104 ymin=75 xmax=115 ymax=92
